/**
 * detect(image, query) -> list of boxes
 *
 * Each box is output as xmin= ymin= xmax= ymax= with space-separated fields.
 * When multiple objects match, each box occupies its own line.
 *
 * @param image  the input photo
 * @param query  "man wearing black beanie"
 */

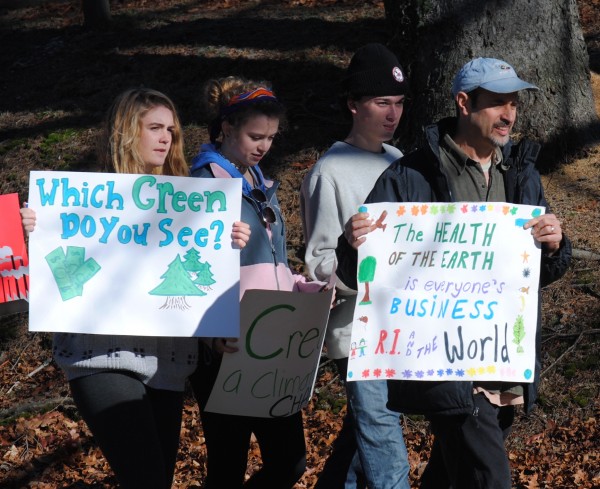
xmin=301 ymin=43 xmax=410 ymax=489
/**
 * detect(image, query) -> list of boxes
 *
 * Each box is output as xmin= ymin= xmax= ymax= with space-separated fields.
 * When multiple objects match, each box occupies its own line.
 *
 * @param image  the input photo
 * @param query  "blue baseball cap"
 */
xmin=451 ymin=58 xmax=539 ymax=97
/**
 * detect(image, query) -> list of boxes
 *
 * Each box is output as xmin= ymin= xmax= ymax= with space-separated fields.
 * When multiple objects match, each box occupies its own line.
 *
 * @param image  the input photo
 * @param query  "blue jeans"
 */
xmin=347 ymin=377 xmax=410 ymax=489
xmin=315 ymin=358 xmax=410 ymax=489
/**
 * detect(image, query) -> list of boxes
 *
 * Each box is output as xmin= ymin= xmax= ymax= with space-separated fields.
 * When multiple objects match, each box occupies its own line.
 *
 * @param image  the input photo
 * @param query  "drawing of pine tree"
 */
xmin=182 ymin=248 xmax=202 ymax=275
xmin=149 ymin=254 xmax=206 ymax=310
xmin=194 ymin=261 xmax=216 ymax=290
xmin=182 ymin=248 xmax=216 ymax=291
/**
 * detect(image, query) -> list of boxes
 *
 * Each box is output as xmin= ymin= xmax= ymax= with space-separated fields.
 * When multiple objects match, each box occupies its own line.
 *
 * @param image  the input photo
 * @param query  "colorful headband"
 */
xmin=219 ymin=87 xmax=279 ymax=118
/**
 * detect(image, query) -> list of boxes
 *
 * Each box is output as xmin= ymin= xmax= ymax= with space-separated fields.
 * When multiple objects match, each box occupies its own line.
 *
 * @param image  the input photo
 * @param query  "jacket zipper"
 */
xmin=270 ymin=238 xmax=281 ymax=290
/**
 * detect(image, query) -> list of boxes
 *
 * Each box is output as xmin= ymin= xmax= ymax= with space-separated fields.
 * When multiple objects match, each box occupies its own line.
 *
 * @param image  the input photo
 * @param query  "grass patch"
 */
xmin=563 ymin=351 xmax=600 ymax=379
xmin=313 ymin=388 xmax=347 ymax=413
xmin=40 ymin=129 xmax=79 ymax=152
xmin=571 ymin=387 xmax=597 ymax=408
xmin=39 ymin=129 xmax=84 ymax=171
xmin=0 ymin=138 xmax=30 ymax=156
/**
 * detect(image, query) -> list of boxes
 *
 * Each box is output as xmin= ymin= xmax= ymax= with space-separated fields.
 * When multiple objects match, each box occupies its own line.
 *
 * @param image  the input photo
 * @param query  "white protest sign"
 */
xmin=204 ymin=288 xmax=334 ymax=418
xmin=27 ymin=171 xmax=242 ymax=337
xmin=347 ymin=202 xmax=542 ymax=384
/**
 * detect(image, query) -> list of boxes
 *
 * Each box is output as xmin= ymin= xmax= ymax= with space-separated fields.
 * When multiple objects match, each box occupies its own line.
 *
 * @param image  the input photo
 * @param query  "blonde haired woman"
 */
xmin=21 ymin=87 xmax=249 ymax=489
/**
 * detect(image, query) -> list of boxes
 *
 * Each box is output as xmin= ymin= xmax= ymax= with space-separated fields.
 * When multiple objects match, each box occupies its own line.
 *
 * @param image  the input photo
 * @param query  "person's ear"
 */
xmin=347 ymin=99 xmax=358 ymax=114
xmin=222 ymin=121 xmax=232 ymax=139
xmin=456 ymin=91 xmax=470 ymax=117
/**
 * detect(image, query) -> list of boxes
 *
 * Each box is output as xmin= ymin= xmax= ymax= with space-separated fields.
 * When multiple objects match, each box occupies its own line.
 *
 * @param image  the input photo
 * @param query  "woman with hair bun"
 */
xmin=189 ymin=77 xmax=324 ymax=488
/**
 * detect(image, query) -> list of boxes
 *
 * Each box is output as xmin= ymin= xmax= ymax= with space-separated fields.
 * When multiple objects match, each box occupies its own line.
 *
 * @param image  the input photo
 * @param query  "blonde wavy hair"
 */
xmin=202 ymin=76 xmax=286 ymax=143
xmin=101 ymin=88 xmax=188 ymax=176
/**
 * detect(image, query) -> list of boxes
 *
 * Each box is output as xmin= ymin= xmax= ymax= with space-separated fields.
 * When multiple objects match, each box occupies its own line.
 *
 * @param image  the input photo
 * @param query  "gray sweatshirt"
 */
xmin=300 ymin=141 xmax=402 ymax=358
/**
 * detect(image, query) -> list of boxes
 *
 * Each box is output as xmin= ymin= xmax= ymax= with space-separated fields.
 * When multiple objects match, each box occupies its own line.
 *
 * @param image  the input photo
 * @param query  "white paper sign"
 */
xmin=27 ymin=171 xmax=242 ymax=337
xmin=347 ymin=202 xmax=542 ymax=384
xmin=204 ymin=288 xmax=334 ymax=418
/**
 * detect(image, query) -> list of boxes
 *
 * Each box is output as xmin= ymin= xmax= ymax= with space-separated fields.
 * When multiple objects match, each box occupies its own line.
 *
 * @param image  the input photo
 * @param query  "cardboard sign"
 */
xmin=205 ymin=288 xmax=334 ymax=417
xmin=0 ymin=193 xmax=29 ymax=316
xmin=27 ymin=171 xmax=242 ymax=337
xmin=347 ymin=202 xmax=542 ymax=384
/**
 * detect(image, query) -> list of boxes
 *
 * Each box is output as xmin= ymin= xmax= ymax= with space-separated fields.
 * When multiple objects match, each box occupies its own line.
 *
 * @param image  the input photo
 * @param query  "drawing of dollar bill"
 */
xmin=64 ymin=246 xmax=85 ymax=274
xmin=45 ymin=247 xmax=101 ymax=301
xmin=72 ymin=259 xmax=101 ymax=288
xmin=45 ymin=247 xmax=79 ymax=300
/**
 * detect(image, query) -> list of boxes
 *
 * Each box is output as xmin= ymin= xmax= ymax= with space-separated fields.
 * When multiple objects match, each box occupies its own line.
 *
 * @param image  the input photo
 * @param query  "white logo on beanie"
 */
xmin=392 ymin=66 xmax=404 ymax=83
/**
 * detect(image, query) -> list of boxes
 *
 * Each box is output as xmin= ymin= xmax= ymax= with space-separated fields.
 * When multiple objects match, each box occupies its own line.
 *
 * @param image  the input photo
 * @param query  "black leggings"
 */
xmin=70 ymin=371 xmax=184 ymax=489
xmin=199 ymin=409 xmax=306 ymax=489
xmin=190 ymin=351 xmax=307 ymax=488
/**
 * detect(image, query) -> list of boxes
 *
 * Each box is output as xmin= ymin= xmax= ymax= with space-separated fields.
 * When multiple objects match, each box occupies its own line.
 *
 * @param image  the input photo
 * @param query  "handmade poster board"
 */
xmin=27 ymin=171 xmax=242 ymax=337
xmin=0 ymin=193 xmax=29 ymax=316
xmin=205 ymin=287 xmax=334 ymax=417
xmin=347 ymin=202 xmax=542 ymax=384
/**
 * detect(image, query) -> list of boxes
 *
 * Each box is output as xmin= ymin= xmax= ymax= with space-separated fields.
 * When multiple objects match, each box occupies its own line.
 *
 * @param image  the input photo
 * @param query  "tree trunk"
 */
xmin=82 ymin=0 xmax=111 ymax=30
xmin=360 ymin=281 xmax=371 ymax=305
xmin=384 ymin=0 xmax=599 ymax=166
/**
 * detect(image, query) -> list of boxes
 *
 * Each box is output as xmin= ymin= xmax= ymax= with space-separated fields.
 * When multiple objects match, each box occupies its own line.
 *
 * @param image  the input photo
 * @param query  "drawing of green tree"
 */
xmin=513 ymin=314 xmax=526 ymax=353
xmin=358 ymin=256 xmax=377 ymax=305
xmin=194 ymin=261 xmax=216 ymax=290
xmin=182 ymin=248 xmax=203 ymax=273
xmin=182 ymin=248 xmax=216 ymax=291
xmin=150 ymin=254 xmax=206 ymax=310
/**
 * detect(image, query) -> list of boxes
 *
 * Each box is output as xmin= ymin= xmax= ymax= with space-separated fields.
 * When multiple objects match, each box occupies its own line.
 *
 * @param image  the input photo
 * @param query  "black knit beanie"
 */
xmin=342 ymin=43 xmax=408 ymax=97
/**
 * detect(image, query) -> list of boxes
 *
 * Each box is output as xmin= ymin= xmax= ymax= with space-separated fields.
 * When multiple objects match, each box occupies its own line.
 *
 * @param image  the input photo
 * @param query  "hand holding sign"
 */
xmin=523 ymin=213 xmax=563 ymax=254
xmin=205 ymin=288 xmax=334 ymax=418
xmin=27 ymin=171 xmax=243 ymax=337
xmin=347 ymin=201 xmax=543 ymax=384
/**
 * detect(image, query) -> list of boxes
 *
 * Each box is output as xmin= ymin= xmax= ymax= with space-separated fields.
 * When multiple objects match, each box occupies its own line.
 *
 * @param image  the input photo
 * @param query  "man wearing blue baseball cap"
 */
xmin=336 ymin=57 xmax=572 ymax=488
xmin=452 ymin=57 xmax=539 ymax=96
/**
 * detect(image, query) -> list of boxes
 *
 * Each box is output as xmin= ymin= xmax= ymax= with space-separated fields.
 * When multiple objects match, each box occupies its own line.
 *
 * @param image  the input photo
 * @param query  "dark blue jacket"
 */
xmin=336 ymin=117 xmax=572 ymax=415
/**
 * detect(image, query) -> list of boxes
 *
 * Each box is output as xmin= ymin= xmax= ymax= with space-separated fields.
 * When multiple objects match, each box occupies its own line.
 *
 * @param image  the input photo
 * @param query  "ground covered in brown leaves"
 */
xmin=1 ymin=1 xmax=599 ymax=488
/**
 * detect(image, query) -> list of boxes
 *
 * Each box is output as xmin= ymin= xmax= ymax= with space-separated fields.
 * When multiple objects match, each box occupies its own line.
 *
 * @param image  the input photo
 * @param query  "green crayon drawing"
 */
xmin=150 ymin=248 xmax=217 ymax=310
xmin=182 ymin=248 xmax=203 ymax=272
xmin=45 ymin=246 xmax=101 ymax=301
xmin=358 ymin=256 xmax=377 ymax=305
xmin=194 ymin=261 xmax=216 ymax=290
xmin=358 ymin=338 xmax=367 ymax=356
xmin=150 ymin=254 xmax=207 ymax=310
xmin=182 ymin=248 xmax=216 ymax=290
xmin=512 ymin=314 xmax=526 ymax=353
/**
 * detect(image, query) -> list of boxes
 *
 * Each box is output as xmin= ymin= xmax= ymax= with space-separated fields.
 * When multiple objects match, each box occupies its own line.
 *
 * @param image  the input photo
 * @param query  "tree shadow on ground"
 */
xmin=0 ymin=438 xmax=116 ymax=489
xmin=0 ymin=3 xmax=389 ymax=164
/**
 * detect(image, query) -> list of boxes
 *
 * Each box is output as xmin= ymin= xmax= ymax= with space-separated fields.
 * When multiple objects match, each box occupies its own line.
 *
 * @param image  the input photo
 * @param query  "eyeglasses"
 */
xmin=250 ymin=188 xmax=277 ymax=226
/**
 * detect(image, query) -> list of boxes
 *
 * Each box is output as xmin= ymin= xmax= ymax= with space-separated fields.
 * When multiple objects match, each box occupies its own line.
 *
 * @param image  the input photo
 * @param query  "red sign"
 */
xmin=0 ymin=193 xmax=29 ymax=316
